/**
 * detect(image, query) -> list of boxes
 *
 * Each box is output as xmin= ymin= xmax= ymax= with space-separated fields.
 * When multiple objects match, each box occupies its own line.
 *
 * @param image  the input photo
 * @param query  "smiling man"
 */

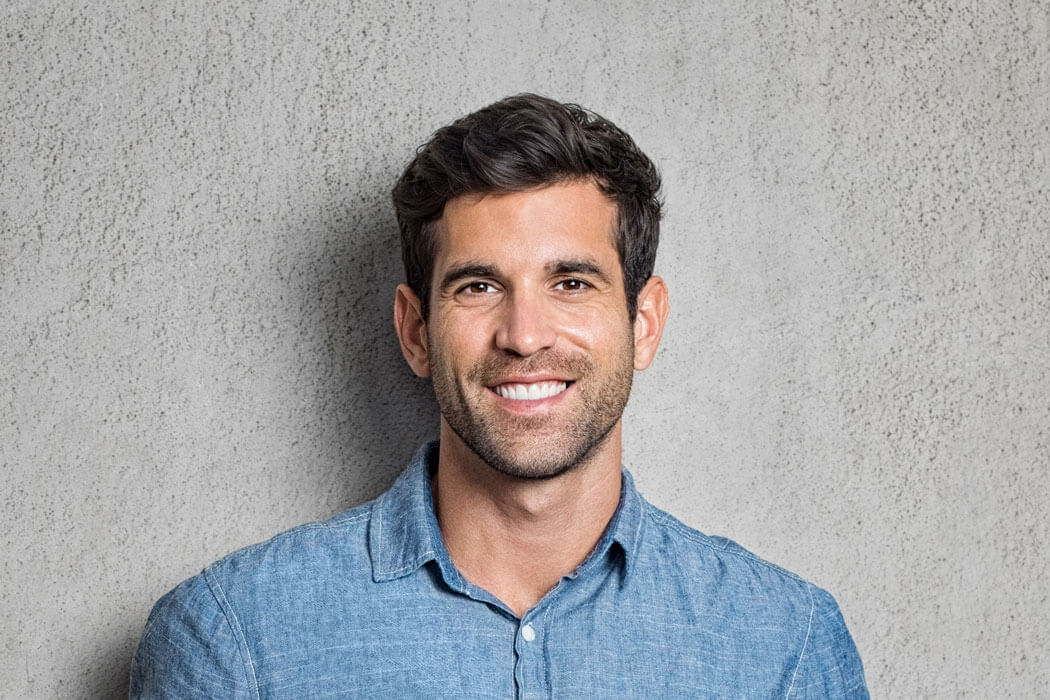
xmin=418 ymin=183 xmax=638 ymax=483
xmin=131 ymin=95 xmax=868 ymax=698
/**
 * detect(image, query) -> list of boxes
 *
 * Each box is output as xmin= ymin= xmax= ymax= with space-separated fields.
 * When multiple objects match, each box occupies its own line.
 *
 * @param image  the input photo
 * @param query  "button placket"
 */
xmin=514 ymin=615 xmax=546 ymax=699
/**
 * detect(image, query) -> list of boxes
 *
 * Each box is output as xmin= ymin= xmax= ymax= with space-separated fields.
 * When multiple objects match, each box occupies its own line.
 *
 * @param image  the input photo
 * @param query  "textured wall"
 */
xmin=3 ymin=1 xmax=1048 ymax=697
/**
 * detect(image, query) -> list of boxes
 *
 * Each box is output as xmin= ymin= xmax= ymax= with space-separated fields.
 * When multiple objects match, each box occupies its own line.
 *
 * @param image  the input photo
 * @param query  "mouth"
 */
xmin=491 ymin=380 xmax=571 ymax=401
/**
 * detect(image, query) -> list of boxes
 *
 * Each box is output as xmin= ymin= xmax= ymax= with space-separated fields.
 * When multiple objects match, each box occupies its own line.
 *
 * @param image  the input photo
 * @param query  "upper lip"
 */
xmin=487 ymin=374 xmax=572 ymax=387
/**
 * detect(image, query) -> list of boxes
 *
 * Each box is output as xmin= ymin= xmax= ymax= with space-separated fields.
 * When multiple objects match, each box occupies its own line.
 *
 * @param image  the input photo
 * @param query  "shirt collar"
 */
xmin=370 ymin=440 xmax=647 ymax=583
xmin=370 ymin=441 xmax=444 ymax=583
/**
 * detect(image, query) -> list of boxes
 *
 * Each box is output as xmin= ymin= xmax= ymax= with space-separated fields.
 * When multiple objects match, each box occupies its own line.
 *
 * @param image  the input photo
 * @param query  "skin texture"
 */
xmin=394 ymin=179 xmax=669 ymax=615
xmin=428 ymin=185 xmax=634 ymax=480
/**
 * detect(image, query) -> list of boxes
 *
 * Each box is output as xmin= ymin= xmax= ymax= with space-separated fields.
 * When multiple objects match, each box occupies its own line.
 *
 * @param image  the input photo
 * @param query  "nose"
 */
xmin=494 ymin=291 xmax=558 ymax=357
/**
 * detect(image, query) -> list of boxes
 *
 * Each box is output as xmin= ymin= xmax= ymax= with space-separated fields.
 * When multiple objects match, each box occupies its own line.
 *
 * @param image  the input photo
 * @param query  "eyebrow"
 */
xmin=438 ymin=263 xmax=498 ymax=294
xmin=437 ymin=257 xmax=614 ymax=293
xmin=547 ymin=258 xmax=612 ymax=285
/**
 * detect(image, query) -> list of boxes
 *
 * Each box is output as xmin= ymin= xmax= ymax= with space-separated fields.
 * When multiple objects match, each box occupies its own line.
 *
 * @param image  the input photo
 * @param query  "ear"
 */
xmin=632 ymin=276 xmax=669 ymax=370
xmin=394 ymin=284 xmax=431 ymax=378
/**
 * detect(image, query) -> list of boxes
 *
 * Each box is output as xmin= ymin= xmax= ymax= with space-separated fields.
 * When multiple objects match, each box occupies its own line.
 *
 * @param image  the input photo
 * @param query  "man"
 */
xmin=131 ymin=94 xmax=868 ymax=697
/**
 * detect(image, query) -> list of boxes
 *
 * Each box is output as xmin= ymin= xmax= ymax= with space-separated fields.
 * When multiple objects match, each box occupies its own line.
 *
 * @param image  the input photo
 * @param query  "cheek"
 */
xmin=431 ymin=313 xmax=494 ymax=356
xmin=559 ymin=312 xmax=633 ymax=359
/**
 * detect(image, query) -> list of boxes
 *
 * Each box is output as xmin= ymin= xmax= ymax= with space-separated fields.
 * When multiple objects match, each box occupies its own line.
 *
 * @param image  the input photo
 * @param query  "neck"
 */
xmin=432 ymin=421 xmax=623 ymax=617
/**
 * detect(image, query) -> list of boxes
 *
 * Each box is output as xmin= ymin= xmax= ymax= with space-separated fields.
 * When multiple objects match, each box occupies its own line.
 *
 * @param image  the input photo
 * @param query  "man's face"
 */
xmin=423 ymin=180 xmax=636 ymax=479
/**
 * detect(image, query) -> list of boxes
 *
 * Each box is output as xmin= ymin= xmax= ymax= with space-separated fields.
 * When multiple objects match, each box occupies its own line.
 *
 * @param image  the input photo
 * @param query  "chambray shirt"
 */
xmin=131 ymin=442 xmax=868 ymax=698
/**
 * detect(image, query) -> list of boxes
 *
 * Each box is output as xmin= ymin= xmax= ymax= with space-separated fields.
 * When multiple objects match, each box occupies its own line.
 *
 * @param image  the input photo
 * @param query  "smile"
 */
xmin=492 ymin=381 xmax=569 ymax=401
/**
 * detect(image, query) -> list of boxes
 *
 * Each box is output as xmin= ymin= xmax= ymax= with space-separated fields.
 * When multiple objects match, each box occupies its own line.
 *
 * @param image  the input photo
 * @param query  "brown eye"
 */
xmin=461 ymin=281 xmax=496 ymax=295
xmin=555 ymin=279 xmax=588 ymax=292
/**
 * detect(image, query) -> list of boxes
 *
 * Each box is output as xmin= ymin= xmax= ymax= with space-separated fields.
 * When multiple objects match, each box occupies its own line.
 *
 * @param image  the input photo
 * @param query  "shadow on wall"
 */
xmin=301 ymin=183 xmax=441 ymax=504
xmin=88 ymin=635 xmax=136 ymax=700
xmin=95 ymin=185 xmax=438 ymax=699
xmin=338 ymin=201 xmax=441 ymax=495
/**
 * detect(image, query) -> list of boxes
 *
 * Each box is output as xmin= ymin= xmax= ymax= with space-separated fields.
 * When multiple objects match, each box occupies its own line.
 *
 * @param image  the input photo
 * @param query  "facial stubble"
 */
xmin=428 ymin=333 xmax=635 ymax=480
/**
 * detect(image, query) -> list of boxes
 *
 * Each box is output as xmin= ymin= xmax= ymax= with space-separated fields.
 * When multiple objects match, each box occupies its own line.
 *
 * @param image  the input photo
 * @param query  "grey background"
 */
xmin=2 ymin=1 xmax=1048 ymax=697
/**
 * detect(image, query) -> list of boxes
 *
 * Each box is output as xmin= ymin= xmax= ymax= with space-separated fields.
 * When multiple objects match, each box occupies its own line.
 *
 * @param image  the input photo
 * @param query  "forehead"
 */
xmin=434 ymin=180 xmax=619 ymax=269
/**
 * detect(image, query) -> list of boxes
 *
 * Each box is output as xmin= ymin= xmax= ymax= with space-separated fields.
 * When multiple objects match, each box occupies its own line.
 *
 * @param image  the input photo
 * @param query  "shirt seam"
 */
xmin=203 ymin=566 xmax=262 ymax=700
xmin=373 ymin=463 xmax=448 ymax=581
xmin=785 ymin=582 xmax=816 ymax=698
xmin=137 ymin=586 xmax=176 ymax=647
xmin=209 ymin=512 xmax=372 ymax=570
xmin=645 ymin=506 xmax=806 ymax=583
xmin=374 ymin=490 xmax=385 ymax=576
xmin=371 ymin=494 xmax=437 ymax=580
xmin=323 ymin=510 xmax=371 ymax=528
xmin=380 ymin=552 xmax=437 ymax=578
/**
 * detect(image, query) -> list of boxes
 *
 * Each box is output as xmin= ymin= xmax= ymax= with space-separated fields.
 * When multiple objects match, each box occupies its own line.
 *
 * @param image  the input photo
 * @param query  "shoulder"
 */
xmin=130 ymin=502 xmax=377 ymax=697
xmin=201 ymin=500 xmax=375 ymax=591
xmin=637 ymin=503 xmax=868 ymax=697
xmin=637 ymin=501 xmax=841 ymax=637
xmin=641 ymin=502 xmax=812 ymax=594
xmin=142 ymin=499 xmax=377 ymax=646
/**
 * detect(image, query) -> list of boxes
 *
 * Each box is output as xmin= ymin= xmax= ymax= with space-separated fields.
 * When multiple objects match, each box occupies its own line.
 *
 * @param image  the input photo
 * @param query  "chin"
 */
xmin=468 ymin=424 xmax=615 ymax=481
xmin=482 ymin=454 xmax=580 ymax=481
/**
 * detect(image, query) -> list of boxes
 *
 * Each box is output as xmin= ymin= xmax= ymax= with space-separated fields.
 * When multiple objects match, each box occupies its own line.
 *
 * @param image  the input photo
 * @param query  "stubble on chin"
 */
xmin=461 ymin=412 xmax=620 ymax=480
xmin=431 ymin=348 xmax=633 ymax=480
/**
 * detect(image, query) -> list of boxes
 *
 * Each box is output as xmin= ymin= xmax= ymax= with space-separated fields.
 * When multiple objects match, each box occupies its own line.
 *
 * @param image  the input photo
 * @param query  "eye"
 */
xmin=458 ymin=280 xmax=498 ymax=295
xmin=555 ymin=278 xmax=590 ymax=292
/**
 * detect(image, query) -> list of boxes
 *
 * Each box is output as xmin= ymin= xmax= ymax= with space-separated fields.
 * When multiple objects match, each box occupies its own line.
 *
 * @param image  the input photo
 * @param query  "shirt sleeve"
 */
xmin=789 ymin=586 xmax=869 ymax=699
xmin=129 ymin=573 xmax=257 ymax=699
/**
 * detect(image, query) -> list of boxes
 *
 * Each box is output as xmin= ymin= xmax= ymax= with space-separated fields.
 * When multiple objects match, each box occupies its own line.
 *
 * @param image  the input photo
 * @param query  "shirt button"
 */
xmin=521 ymin=624 xmax=536 ymax=642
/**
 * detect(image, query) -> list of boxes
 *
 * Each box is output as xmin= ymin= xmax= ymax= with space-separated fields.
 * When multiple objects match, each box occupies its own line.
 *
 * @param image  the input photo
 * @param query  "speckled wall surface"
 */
xmin=2 ymin=1 xmax=1048 ymax=697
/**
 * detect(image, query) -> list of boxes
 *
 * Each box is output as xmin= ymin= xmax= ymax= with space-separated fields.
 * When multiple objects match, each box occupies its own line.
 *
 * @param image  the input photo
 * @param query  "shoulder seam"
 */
xmin=785 ymin=582 xmax=816 ymax=697
xmin=645 ymin=507 xmax=806 ymax=583
xmin=324 ymin=510 xmax=372 ymax=528
xmin=211 ymin=509 xmax=372 ymax=566
xmin=202 ymin=567 xmax=262 ymax=700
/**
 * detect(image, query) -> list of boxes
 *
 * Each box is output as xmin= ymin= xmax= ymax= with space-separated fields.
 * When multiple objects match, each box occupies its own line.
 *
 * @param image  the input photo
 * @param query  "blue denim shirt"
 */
xmin=131 ymin=442 xmax=868 ymax=698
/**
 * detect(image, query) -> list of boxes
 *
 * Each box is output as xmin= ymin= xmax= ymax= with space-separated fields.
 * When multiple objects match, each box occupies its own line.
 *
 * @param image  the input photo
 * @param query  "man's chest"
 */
xmin=238 ymin=589 xmax=804 ymax=699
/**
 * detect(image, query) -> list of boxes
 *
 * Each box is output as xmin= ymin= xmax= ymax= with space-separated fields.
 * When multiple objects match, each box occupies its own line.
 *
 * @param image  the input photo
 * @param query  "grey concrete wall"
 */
xmin=2 ymin=1 xmax=1047 ymax=697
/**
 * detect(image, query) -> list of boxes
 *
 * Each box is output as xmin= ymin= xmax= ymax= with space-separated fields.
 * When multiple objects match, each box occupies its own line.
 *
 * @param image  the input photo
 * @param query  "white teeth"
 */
xmin=495 ymin=381 xmax=568 ymax=401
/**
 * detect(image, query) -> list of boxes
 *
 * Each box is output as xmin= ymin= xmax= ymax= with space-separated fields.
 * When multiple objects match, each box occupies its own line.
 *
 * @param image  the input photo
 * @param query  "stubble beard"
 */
xmin=429 ymin=340 xmax=635 ymax=480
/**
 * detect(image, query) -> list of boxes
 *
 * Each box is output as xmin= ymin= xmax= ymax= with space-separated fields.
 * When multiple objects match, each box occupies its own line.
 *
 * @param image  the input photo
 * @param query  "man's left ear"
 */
xmin=632 ymin=276 xmax=669 ymax=370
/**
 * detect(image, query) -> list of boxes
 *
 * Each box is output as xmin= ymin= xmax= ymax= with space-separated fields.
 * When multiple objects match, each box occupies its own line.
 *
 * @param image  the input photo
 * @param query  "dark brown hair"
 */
xmin=392 ymin=93 xmax=662 ymax=318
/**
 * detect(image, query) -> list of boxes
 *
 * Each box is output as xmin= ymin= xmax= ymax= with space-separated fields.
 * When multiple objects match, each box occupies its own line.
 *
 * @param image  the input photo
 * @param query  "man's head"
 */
xmin=392 ymin=96 xmax=669 ymax=480
xmin=392 ymin=94 xmax=662 ymax=320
